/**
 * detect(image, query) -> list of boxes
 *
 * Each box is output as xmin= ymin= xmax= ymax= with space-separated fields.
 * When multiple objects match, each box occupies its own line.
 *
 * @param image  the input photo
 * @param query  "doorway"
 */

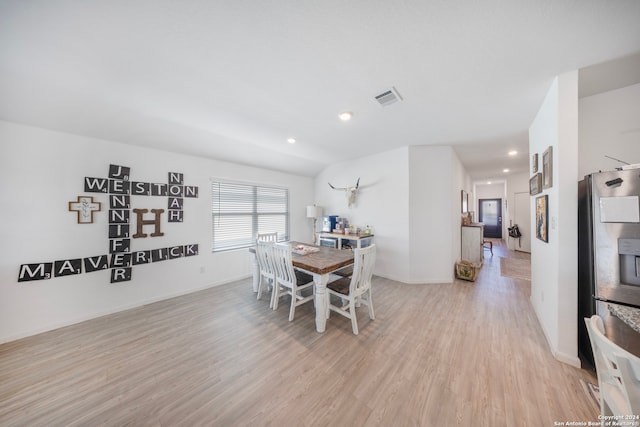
xmin=479 ymin=198 xmax=502 ymax=238
xmin=512 ymin=192 xmax=531 ymax=252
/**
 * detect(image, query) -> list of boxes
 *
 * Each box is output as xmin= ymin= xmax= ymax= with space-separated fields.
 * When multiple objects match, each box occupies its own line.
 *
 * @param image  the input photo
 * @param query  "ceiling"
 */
xmin=1 ymin=1 xmax=640 ymax=180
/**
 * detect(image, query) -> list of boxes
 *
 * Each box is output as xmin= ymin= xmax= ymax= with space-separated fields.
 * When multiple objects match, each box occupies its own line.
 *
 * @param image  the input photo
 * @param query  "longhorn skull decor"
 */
xmin=328 ymin=177 xmax=360 ymax=207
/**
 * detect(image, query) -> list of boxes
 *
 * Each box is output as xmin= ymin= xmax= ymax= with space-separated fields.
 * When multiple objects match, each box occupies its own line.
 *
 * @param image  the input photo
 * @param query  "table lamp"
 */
xmin=306 ymin=205 xmax=323 ymax=244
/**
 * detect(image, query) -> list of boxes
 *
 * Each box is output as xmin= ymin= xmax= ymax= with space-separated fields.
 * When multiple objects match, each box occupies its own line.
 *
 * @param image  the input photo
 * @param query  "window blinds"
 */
xmin=211 ymin=181 xmax=289 ymax=252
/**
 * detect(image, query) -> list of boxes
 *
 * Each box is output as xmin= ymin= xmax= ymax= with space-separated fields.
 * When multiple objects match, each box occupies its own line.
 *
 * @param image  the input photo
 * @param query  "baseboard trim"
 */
xmin=373 ymin=272 xmax=453 ymax=285
xmin=554 ymin=351 xmax=581 ymax=368
xmin=530 ymin=296 xmax=582 ymax=369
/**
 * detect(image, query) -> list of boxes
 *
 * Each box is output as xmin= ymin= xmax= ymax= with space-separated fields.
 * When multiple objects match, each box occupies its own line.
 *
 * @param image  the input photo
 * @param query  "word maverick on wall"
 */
xmin=18 ymin=164 xmax=200 ymax=284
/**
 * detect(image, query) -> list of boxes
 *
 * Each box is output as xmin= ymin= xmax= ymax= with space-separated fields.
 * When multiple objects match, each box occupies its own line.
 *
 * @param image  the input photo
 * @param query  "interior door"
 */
xmin=512 ymin=192 xmax=531 ymax=253
xmin=479 ymin=198 xmax=502 ymax=238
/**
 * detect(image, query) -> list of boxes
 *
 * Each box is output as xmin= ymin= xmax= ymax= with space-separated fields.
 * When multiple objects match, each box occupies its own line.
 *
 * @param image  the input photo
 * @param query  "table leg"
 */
xmin=314 ymin=273 xmax=329 ymax=333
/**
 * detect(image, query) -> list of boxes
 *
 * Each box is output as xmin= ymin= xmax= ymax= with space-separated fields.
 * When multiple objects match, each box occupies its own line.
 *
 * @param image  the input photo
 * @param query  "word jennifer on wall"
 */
xmin=18 ymin=164 xmax=200 ymax=284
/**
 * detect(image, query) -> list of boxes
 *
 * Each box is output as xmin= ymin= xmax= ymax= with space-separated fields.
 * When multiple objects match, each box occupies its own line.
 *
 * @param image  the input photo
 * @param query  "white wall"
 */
xmin=528 ymin=72 xmax=580 ymax=367
xmin=452 ymin=150 xmax=472 ymax=269
xmin=579 ymin=82 xmax=640 ymax=177
xmin=315 ymin=147 xmax=411 ymax=282
xmin=0 ymin=120 xmax=314 ymax=343
xmin=409 ymin=145 xmax=466 ymax=283
xmin=475 ymin=182 xmax=505 ymax=203
xmin=314 ymin=145 xmax=469 ymax=284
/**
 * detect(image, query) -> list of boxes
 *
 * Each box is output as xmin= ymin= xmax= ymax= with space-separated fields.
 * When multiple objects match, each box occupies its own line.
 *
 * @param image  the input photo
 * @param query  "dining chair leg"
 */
xmin=367 ymin=290 xmax=375 ymax=319
xmin=289 ymin=296 xmax=296 ymax=321
xmin=272 ymin=285 xmax=280 ymax=310
xmin=269 ymin=281 xmax=276 ymax=308
xmin=257 ymin=277 xmax=264 ymax=301
xmin=350 ymin=298 xmax=359 ymax=335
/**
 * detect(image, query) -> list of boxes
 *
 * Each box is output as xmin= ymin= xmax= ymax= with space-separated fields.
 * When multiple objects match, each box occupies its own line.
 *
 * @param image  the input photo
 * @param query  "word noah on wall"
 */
xmin=18 ymin=164 xmax=199 ymax=284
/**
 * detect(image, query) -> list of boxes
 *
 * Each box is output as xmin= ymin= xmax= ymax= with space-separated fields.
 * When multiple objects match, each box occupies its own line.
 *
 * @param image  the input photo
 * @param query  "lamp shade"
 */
xmin=306 ymin=205 xmax=323 ymax=218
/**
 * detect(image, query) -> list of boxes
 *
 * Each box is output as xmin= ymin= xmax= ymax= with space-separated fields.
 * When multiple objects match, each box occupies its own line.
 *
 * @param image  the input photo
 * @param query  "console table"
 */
xmin=318 ymin=232 xmax=374 ymax=250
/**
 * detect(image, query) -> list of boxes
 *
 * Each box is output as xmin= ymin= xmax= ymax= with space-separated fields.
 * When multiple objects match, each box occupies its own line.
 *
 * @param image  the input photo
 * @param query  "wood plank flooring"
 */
xmin=0 ymin=240 xmax=598 ymax=426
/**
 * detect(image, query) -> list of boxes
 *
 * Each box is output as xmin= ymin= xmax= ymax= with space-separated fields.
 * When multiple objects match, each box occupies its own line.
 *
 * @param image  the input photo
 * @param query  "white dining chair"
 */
xmin=617 ymin=352 xmax=640 ymax=415
xmin=271 ymin=243 xmax=315 ymax=321
xmin=326 ymin=244 xmax=376 ymax=335
xmin=584 ymin=315 xmax=640 ymax=417
xmin=257 ymin=232 xmax=278 ymax=242
xmin=255 ymin=240 xmax=276 ymax=306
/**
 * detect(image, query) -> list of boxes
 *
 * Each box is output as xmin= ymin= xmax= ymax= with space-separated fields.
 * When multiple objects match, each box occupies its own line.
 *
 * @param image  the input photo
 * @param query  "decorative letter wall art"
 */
xmin=19 ymin=164 xmax=199 ymax=284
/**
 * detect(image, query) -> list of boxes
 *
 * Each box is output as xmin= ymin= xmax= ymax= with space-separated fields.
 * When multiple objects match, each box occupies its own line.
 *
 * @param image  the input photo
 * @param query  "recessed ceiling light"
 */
xmin=287 ymin=138 xmax=296 ymax=144
xmin=508 ymin=150 xmax=518 ymax=156
xmin=503 ymin=168 xmax=510 ymax=173
xmin=487 ymin=181 xmax=492 ymax=185
xmin=338 ymin=111 xmax=353 ymax=121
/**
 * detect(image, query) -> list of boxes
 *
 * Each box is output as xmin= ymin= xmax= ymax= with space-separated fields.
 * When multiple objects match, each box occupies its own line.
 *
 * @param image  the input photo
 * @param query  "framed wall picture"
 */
xmin=529 ymin=173 xmax=542 ymax=195
xmin=461 ymin=190 xmax=468 ymax=213
xmin=532 ymin=153 xmax=538 ymax=173
xmin=542 ymin=146 xmax=553 ymax=189
xmin=535 ymin=194 xmax=549 ymax=243
xmin=68 ymin=196 xmax=101 ymax=224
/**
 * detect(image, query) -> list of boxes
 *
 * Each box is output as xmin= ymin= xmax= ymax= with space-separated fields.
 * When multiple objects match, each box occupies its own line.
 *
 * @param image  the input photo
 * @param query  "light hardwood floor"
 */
xmin=0 ymin=240 xmax=598 ymax=426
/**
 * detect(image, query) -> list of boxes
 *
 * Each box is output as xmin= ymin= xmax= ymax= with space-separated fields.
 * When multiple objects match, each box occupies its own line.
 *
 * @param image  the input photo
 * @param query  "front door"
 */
xmin=479 ymin=198 xmax=502 ymax=238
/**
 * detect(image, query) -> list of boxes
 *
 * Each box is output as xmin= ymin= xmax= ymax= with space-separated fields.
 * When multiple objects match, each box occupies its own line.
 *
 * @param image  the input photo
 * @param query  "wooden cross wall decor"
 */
xmin=69 ymin=196 xmax=101 ymax=224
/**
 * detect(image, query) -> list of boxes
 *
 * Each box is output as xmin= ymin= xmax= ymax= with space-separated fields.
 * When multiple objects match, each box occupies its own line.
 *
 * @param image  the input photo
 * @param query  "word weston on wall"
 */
xmin=18 ymin=164 xmax=200 ymax=284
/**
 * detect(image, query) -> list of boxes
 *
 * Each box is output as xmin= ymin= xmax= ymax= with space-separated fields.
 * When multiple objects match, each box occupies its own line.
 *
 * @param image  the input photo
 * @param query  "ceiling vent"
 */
xmin=374 ymin=87 xmax=403 ymax=106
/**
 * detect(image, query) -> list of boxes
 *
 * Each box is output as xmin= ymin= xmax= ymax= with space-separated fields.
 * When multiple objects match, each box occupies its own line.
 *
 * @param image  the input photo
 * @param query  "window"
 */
xmin=211 ymin=181 xmax=289 ymax=252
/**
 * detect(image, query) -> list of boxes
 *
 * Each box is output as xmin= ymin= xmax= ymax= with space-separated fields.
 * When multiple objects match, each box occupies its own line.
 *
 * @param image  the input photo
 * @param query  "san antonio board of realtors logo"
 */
xmin=18 ymin=164 xmax=199 ymax=284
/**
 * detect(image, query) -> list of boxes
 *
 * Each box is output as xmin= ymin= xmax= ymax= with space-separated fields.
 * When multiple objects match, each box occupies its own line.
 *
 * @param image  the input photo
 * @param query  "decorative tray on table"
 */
xmin=292 ymin=244 xmax=320 ymax=255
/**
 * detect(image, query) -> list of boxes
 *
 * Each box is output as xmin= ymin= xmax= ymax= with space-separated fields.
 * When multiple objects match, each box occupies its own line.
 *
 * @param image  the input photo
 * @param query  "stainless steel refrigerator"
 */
xmin=578 ymin=168 xmax=640 ymax=369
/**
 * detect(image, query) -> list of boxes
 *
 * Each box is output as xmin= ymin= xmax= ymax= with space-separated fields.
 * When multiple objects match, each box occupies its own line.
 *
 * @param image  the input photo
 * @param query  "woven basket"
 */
xmin=455 ymin=260 xmax=480 ymax=282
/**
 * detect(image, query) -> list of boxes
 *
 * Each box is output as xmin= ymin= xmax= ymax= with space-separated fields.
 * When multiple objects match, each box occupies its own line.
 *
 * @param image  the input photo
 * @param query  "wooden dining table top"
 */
xmin=286 ymin=241 xmax=354 ymax=275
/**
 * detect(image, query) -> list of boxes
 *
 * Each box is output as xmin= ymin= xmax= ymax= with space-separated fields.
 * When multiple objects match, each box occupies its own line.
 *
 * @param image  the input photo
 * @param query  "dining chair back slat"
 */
xmin=271 ymin=243 xmax=314 ymax=321
xmin=257 ymin=232 xmax=278 ymax=242
xmin=256 ymin=240 xmax=276 ymax=306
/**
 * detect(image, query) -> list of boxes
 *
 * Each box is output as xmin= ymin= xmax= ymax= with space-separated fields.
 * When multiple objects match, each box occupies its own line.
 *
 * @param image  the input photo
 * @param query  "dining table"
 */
xmin=249 ymin=241 xmax=354 ymax=332
xmin=285 ymin=241 xmax=355 ymax=333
